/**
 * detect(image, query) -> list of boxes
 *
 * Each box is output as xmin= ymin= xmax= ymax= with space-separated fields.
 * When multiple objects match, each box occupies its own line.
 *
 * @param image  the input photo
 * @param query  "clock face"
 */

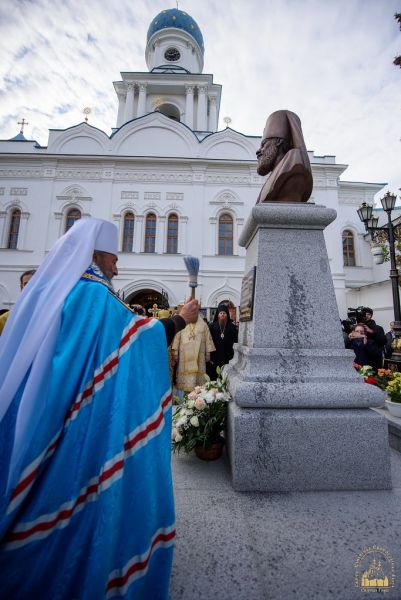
xmin=164 ymin=47 xmax=181 ymax=62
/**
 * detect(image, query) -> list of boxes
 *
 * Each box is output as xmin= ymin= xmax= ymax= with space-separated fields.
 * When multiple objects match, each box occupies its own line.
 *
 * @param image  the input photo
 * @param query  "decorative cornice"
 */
xmin=205 ymin=174 xmax=251 ymax=185
xmin=210 ymin=192 xmax=244 ymax=206
xmin=144 ymin=192 xmax=161 ymax=201
xmin=114 ymin=171 xmax=192 ymax=183
xmin=166 ymin=192 xmax=184 ymax=201
xmin=56 ymin=169 xmax=102 ymax=179
xmin=121 ymin=191 xmax=139 ymax=199
xmin=56 ymin=194 xmax=92 ymax=202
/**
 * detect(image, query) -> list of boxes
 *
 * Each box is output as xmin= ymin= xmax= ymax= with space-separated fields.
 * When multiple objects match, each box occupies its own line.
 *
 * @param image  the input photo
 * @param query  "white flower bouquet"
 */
xmin=172 ymin=369 xmax=231 ymax=454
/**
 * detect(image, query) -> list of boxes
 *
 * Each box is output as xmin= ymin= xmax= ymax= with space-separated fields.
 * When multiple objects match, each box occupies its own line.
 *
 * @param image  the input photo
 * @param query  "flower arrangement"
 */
xmin=172 ymin=369 xmax=231 ymax=454
xmin=354 ymin=364 xmax=394 ymax=391
xmin=386 ymin=372 xmax=401 ymax=404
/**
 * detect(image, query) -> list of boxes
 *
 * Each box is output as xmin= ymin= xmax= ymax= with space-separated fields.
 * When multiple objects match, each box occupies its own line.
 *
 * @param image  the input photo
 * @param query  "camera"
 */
xmin=347 ymin=306 xmax=365 ymax=326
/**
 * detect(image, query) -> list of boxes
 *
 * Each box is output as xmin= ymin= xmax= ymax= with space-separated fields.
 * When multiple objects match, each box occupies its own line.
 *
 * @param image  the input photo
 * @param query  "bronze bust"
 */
xmin=256 ymin=110 xmax=313 ymax=203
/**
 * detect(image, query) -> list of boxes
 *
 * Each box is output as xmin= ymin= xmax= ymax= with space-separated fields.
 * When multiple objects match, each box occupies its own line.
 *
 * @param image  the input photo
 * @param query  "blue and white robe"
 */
xmin=0 ymin=269 xmax=175 ymax=599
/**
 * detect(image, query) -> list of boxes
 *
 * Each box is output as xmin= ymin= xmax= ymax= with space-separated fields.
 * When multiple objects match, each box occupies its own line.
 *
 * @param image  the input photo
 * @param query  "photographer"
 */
xmin=346 ymin=324 xmax=383 ymax=371
xmin=360 ymin=307 xmax=386 ymax=347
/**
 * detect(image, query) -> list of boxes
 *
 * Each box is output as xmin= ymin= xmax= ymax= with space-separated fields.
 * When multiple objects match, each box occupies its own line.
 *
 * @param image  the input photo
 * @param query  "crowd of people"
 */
xmin=342 ymin=307 xmax=393 ymax=371
xmin=131 ymin=300 xmax=239 ymax=397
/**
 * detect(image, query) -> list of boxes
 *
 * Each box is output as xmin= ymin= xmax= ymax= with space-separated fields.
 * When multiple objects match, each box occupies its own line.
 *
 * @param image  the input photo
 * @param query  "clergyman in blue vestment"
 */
xmin=0 ymin=218 xmax=197 ymax=599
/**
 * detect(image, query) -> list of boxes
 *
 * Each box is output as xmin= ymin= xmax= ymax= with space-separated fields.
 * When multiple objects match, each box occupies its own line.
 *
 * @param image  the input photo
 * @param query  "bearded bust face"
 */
xmin=256 ymin=136 xmax=290 ymax=176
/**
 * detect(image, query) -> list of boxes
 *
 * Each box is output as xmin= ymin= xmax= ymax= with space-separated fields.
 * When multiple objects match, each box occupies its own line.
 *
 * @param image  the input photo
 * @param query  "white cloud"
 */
xmin=0 ymin=0 xmax=400 ymax=201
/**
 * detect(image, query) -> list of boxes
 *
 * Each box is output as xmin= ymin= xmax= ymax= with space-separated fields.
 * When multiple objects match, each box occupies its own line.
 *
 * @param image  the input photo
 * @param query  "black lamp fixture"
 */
xmin=357 ymin=202 xmax=373 ymax=223
xmin=381 ymin=190 xmax=397 ymax=213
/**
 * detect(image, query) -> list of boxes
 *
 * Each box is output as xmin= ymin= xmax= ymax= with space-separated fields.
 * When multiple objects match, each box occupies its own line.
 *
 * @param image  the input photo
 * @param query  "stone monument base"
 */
xmin=227 ymin=404 xmax=392 ymax=491
xmin=227 ymin=202 xmax=392 ymax=492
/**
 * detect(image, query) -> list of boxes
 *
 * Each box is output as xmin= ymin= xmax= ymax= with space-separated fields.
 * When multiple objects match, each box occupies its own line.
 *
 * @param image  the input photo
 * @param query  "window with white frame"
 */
xmin=122 ymin=212 xmax=135 ymax=252
xmin=65 ymin=208 xmax=82 ymax=232
xmin=166 ymin=213 xmax=178 ymax=254
xmin=7 ymin=208 xmax=21 ymax=249
xmin=342 ymin=229 xmax=356 ymax=266
xmin=218 ymin=213 xmax=233 ymax=255
xmin=144 ymin=213 xmax=156 ymax=253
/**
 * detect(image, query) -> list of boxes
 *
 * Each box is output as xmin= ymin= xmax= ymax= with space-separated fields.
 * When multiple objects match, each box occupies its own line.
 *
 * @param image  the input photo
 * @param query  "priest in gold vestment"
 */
xmin=172 ymin=315 xmax=215 ymax=393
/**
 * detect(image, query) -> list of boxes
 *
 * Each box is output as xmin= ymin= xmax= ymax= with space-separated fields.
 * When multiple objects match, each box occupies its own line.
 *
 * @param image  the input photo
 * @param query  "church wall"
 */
xmin=0 ymin=147 xmax=387 ymax=322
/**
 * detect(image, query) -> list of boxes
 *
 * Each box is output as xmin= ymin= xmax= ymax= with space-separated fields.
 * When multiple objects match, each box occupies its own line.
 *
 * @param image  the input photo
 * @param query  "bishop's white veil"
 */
xmin=0 ymin=217 xmax=118 ymax=491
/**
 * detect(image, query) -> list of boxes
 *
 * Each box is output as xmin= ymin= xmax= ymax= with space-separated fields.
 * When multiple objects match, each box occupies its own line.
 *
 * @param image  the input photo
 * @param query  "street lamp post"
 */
xmin=357 ymin=191 xmax=401 ymax=371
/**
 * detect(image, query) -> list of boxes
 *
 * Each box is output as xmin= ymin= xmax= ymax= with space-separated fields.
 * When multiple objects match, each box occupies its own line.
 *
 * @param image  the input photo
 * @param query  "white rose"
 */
xmin=176 ymin=416 xmax=187 ymax=428
xmin=205 ymin=391 xmax=215 ymax=404
xmin=190 ymin=415 xmax=199 ymax=427
xmin=174 ymin=432 xmax=183 ymax=442
xmin=187 ymin=399 xmax=195 ymax=409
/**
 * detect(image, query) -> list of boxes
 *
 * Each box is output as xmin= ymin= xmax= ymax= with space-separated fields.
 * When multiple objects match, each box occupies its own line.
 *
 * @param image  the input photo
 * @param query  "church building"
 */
xmin=0 ymin=8 xmax=392 ymax=325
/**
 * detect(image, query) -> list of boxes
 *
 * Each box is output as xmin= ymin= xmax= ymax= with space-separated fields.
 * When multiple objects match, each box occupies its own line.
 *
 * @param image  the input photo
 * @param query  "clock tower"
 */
xmin=113 ymin=8 xmax=222 ymax=134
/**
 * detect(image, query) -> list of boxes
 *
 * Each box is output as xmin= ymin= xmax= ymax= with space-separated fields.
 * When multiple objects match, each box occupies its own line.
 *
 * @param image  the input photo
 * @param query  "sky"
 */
xmin=0 ymin=0 xmax=400 ymax=204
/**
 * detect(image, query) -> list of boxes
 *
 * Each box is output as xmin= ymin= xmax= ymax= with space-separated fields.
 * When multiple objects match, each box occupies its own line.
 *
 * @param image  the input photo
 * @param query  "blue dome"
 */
xmin=147 ymin=9 xmax=204 ymax=53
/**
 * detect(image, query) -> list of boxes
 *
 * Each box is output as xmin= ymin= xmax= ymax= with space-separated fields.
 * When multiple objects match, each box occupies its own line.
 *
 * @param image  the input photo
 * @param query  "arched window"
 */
xmin=65 ymin=208 xmax=81 ymax=232
xmin=342 ymin=229 xmax=356 ymax=266
xmin=166 ymin=213 xmax=178 ymax=254
xmin=122 ymin=212 xmax=135 ymax=252
xmin=144 ymin=213 xmax=156 ymax=253
xmin=7 ymin=208 xmax=21 ymax=249
xmin=218 ymin=213 xmax=233 ymax=255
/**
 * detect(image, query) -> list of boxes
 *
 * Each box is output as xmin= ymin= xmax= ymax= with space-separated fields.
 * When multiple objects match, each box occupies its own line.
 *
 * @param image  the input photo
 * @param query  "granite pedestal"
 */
xmin=226 ymin=203 xmax=392 ymax=491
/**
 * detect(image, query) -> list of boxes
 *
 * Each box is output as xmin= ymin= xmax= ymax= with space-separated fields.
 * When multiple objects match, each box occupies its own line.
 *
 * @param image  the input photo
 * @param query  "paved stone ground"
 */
xmin=170 ymin=446 xmax=401 ymax=600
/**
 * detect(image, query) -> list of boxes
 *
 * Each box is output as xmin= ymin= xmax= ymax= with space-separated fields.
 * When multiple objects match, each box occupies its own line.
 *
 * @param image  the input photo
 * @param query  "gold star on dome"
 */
xmin=172 ymin=15 xmax=176 ymax=20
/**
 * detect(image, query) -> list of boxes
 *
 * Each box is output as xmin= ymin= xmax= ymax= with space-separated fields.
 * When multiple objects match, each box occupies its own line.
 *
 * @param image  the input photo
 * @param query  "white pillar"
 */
xmin=209 ymin=217 xmax=217 ymax=254
xmin=134 ymin=216 xmax=144 ymax=253
xmin=179 ymin=216 xmax=188 ymax=254
xmin=116 ymin=91 xmax=127 ymax=128
xmin=208 ymin=95 xmax=218 ymax=132
xmin=19 ymin=211 xmax=30 ymax=250
xmin=124 ymin=84 xmax=135 ymax=123
xmin=185 ymin=85 xmax=194 ymax=129
xmin=0 ymin=211 xmax=7 ymax=247
xmin=137 ymin=83 xmax=147 ymax=117
xmin=196 ymin=85 xmax=208 ymax=131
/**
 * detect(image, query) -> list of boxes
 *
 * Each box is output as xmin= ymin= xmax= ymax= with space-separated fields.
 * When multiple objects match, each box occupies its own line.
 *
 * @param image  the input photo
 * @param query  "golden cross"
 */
xmin=18 ymin=118 xmax=28 ymax=133
xmin=148 ymin=303 xmax=159 ymax=318
xmin=176 ymin=0 xmax=179 ymax=8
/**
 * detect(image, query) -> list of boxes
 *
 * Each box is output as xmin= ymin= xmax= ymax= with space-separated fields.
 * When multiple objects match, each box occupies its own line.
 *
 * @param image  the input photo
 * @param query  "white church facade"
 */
xmin=0 ymin=8 xmax=393 ymax=326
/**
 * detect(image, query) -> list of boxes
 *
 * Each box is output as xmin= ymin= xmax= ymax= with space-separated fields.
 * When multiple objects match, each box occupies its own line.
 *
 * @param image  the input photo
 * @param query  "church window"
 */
xmin=122 ymin=212 xmax=135 ymax=252
xmin=144 ymin=213 xmax=156 ymax=253
xmin=342 ymin=230 xmax=356 ymax=266
xmin=218 ymin=213 xmax=233 ymax=255
xmin=166 ymin=214 xmax=178 ymax=254
xmin=65 ymin=208 xmax=81 ymax=232
xmin=164 ymin=47 xmax=181 ymax=62
xmin=7 ymin=208 xmax=21 ymax=249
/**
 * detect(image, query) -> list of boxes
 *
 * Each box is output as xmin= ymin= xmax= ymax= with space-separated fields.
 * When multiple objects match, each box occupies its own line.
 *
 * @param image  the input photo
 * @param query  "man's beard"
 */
xmin=257 ymin=143 xmax=280 ymax=176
